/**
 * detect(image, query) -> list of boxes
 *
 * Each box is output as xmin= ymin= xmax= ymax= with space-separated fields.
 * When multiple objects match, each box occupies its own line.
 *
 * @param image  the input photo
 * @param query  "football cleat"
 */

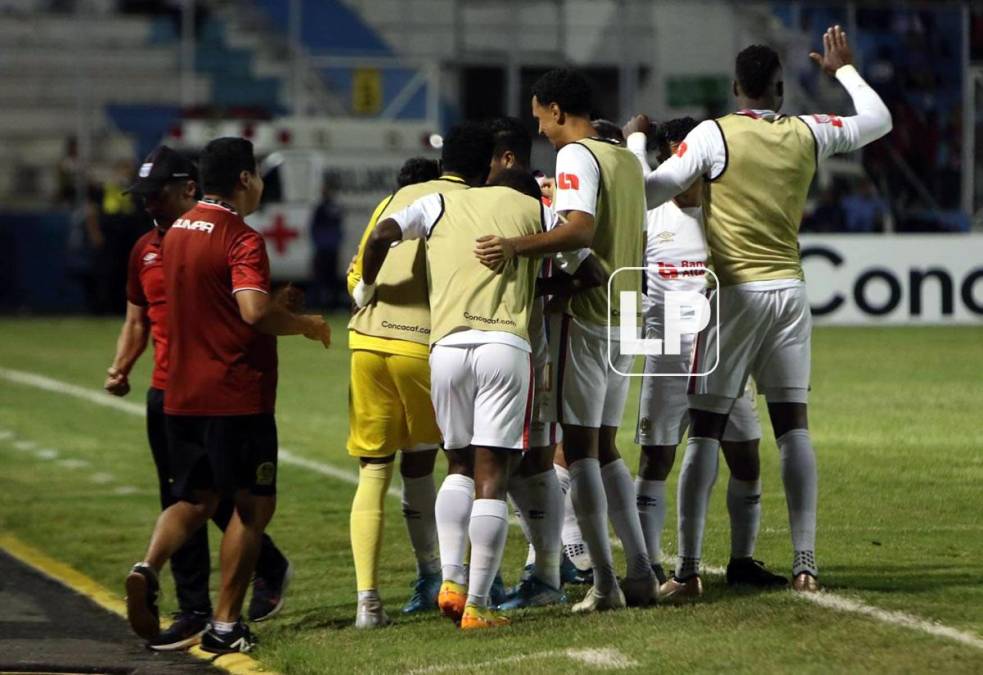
xmin=460 ymin=603 xmax=510 ymax=630
xmin=561 ymin=554 xmax=592 ymax=586
xmin=571 ymin=585 xmax=626 ymax=613
xmin=402 ymin=572 xmax=441 ymax=614
xmin=726 ymin=558 xmax=788 ymax=588
xmin=651 ymin=563 xmax=668 ymax=586
xmin=490 ymin=573 xmax=508 ymax=607
xmin=496 ymin=576 xmax=566 ymax=610
xmin=658 ymin=574 xmax=703 ymax=602
xmin=355 ymin=595 xmax=392 ymax=629
xmin=248 ymin=560 xmax=293 ymax=622
xmin=125 ymin=562 xmax=160 ymax=640
xmin=147 ymin=611 xmax=208 ymax=651
xmin=199 ymin=620 xmax=257 ymax=654
xmin=792 ymin=572 xmax=820 ymax=593
xmin=621 ymin=573 xmax=658 ymax=607
xmin=437 ymin=580 xmax=467 ymax=621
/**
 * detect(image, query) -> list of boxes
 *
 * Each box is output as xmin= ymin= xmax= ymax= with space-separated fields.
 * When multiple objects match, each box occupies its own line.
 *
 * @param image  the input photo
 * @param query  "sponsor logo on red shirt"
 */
xmin=557 ymin=173 xmax=580 ymax=190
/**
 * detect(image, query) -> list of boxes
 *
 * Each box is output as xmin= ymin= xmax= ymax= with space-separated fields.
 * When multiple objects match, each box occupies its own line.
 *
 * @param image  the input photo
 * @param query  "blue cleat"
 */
xmin=496 ymin=576 xmax=566 ymax=610
xmin=490 ymin=573 xmax=509 ymax=607
xmin=402 ymin=572 xmax=441 ymax=614
xmin=561 ymin=554 xmax=593 ymax=586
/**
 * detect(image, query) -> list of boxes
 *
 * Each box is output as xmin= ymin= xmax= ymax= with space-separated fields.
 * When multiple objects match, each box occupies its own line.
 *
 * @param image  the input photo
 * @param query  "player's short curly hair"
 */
xmin=591 ymin=118 xmax=624 ymax=144
xmin=735 ymin=45 xmax=782 ymax=99
xmin=653 ymin=117 xmax=699 ymax=149
xmin=531 ymin=68 xmax=592 ymax=116
xmin=440 ymin=121 xmax=495 ymax=184
xmin=487 ymin=167 xmax=542 ymax=201
xmin=397 ymin=157 xmax=440 ymax=188
xmin=488 ymin=116 xmax=532 ymax=168
xmin=199 ymin=137 xmax=256 ymax=197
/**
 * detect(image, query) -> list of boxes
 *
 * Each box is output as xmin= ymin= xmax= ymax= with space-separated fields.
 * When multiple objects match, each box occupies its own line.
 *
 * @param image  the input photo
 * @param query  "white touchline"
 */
xmin=3 ymin=366 xmax=983 ymax=653
xmin=407 ymin=647 xmax=638 ymax=674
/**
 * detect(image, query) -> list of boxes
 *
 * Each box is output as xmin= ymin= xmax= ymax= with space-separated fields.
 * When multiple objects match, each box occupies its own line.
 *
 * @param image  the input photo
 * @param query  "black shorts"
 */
xmin=165 ymin=413 xmax=278 ymax=500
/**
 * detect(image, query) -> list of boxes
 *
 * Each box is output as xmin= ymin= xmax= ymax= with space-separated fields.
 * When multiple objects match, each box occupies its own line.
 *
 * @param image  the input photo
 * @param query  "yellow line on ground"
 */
xmin=0 ymin=534 xmax=276 ymax=675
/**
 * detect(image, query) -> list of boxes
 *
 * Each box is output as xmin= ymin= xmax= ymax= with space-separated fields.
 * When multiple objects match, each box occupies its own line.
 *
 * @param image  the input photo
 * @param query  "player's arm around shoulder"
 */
xmin=347 ymin=194 xmax=394 ymax=296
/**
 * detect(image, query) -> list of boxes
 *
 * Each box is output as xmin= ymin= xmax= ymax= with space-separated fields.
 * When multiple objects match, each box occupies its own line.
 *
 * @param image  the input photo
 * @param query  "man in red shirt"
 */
xmin=124 ymin=138 xmax=330 ymax=654
xmin=106 ymin=146 xmax=294 ymax=651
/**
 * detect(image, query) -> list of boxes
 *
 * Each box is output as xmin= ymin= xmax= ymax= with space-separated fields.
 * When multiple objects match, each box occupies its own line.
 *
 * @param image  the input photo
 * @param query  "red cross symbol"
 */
xmin=262 ymin=215 xmax=299 ymax=255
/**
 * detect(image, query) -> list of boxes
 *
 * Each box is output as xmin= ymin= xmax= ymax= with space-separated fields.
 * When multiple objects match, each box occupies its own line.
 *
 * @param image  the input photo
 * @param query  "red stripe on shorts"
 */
xmin=555 ymin=314 xmax=571 ymax=425
xmin=688 ymin=289 xmax=713 ymax=395
xmin=522 ymin=355 xmax=535 ymax=450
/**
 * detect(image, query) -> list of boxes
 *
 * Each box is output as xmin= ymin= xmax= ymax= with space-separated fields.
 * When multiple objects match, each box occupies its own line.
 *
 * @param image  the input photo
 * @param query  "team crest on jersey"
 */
xmin=142 ymin=252 xmax=158 ymax=264
xmin=139 ymin=162 xmax=153 ymax=178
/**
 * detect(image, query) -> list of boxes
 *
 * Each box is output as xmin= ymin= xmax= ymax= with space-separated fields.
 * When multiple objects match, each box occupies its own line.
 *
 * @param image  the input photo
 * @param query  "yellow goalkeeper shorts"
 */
xmin=347 ymin=349 xmax=441 ymax=458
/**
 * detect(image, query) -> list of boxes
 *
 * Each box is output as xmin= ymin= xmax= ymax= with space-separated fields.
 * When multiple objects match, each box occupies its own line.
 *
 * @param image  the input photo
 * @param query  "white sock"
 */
xmin=569 ymin=458 xmax=617 ymax=593
xmin=510 ymin=470 xmax=563 ymax=589
xmin=601 ymin=459 xmax=652 ymax=579
xmin=635 ymin=478 xmax=667 ymax=565
xmin=778 ymin=429 xmax=818 ymax=576
xmin=211 ymin=619 xmax=236 ymax=634
xmin=401 ymin=473 xmax=440 ymax=576
xmin=676 ymin=437 xmax=720 ymax=579
xmin=727 ymin=476 xmax=761 ymax=560
xmin=556 ymin=464 xmax=590 ymax=571
xmin=507 ymin=484 xmax=536 ymax=566
xmin=466 ymin=499 xmax=509 ymax=607
xmin=435 ymin=473 xmax=474 ymax=585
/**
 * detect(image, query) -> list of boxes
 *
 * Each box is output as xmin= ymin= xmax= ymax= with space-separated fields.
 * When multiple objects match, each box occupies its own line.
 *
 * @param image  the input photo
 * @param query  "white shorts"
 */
xmin=528 ymin=364 xmax=562 ymax=448
xmin=690 ymin=283 xmax=812 ymax=414
xmin=636 ymin=349 xmax=762 ymax=445
xmin=545 ymin=314 xmax=634 ymax=428
xmin=429 ymin=343 xmax=534 ymax=451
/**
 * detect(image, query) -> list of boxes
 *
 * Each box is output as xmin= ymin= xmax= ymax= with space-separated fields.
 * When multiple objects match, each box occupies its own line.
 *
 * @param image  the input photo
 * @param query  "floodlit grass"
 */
xmin=1 ymin=318 xmax=982 ymax=673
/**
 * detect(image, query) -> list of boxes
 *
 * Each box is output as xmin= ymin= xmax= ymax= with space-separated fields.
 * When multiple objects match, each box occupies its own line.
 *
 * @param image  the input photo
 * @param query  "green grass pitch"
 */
xmin=1 ymin=317 xmax=982 ymax=673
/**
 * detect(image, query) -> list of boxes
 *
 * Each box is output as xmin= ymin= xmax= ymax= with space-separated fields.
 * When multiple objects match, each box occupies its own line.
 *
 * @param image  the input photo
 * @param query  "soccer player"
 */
xmin=624 ymin=119 xmax=785 ymax=594
xmin=345 ymin=122 xmax=495 ymax=628
xmin=637 ymin=27 xmax=891 ymax=594
xmin=106 ymin=146 xmax=293 ymax=650
xmin=359 ymin=168 xmax=544 ymax=629
xmin=475 ymin=68 xmax=655 ymax=611
xmin=125 ymin=137 xmax=331 ymax=653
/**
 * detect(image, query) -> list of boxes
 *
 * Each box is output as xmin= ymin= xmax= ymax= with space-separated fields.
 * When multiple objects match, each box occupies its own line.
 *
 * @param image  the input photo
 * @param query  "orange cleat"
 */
xmin=437 ymin=580 xmax=467 ymax=621
xmin=460 ymin=603 xmax=510 ymax=631
xmin=658 ymin=575 xmax=703 ymax=602
xmin=792 ymin=572 xmax=820 ymax=593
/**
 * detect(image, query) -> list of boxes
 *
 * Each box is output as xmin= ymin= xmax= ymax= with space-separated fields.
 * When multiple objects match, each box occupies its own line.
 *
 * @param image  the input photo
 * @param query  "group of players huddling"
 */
xmin=113 ymin=26 xmax=891 ymax=652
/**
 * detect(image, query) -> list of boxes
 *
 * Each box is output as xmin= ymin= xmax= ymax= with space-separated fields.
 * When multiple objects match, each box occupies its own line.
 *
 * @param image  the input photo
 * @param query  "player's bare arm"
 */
xmin=104 ymin=301 xmax=150 ymax=397
xmin=474 ymin=209 xmax=594 ymax=269
xmin=236 ymin=289 xmax=331 ymax=347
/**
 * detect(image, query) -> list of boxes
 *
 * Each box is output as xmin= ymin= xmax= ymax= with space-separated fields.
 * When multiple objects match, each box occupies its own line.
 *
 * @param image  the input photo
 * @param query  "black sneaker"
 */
xmin=651 ymin=563 xmax=668 ymax=585
xmin=726 ymin=558 xmax=788 ymax=588
xmin=248 ymin=560 xmax=293 ymax=622
xmin=125 ymin=562 xmax=160 ymax=640
xmin=200 ymin=620 xmax=257 ymax=654
xmin=148 ymin=611 xmax=209 ymax=651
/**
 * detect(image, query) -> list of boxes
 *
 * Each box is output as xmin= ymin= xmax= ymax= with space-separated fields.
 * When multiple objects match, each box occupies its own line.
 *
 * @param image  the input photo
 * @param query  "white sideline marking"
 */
xmin=89 ymin=472 xmax=114 ymax=485
xmin=14 ymin=440 xmax=37 ymax=451
xmin=407 ymin=647 xmax=638 ymax=674
xmin=4 ymin=366 xmax=983 ymax=653
xmin=0 ymin=430 xmax=15 ymax=441
xmin=35 ymin=448 xmax=59 ymax=460
xmin=114 ymin=486 xmax=140 ymax=496
xmin=58 ymin=458 xmax=91 ymax=469
xmin=799 ymin=592 xmax=983 ymax=651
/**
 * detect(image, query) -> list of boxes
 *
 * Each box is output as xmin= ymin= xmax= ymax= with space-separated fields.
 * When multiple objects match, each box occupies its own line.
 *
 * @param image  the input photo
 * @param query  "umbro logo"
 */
xmin=142 ymin=252 xmax=158 ymax=264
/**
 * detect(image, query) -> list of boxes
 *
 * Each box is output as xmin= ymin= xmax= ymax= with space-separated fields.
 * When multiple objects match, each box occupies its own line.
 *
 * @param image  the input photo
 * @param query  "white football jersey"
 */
xmin=643 ymin=200 xmax=709 ymax=324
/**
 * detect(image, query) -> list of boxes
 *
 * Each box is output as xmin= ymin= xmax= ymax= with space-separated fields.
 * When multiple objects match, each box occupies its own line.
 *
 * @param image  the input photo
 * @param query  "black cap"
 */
xmin=124 ymin=146 xmax=198 ymax=195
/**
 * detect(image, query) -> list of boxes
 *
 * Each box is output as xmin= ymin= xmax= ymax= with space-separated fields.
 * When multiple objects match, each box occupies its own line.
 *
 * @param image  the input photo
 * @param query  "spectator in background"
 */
xmin=841 ymin=180 xmax=887 ymax=233
xmin=310 ymin=178 xmax=344 ymax=309
xmin=397 ymin=157 xmax=440 ymax=188
xmin=803 ymin=188 xmax=845 ymax=233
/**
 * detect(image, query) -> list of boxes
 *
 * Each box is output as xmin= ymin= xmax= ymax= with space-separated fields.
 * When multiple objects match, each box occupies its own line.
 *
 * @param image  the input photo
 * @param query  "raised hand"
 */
xmin=809 ymin=25 xmax=853 ymax=77
xmin=622 ymin=114 xmax=652 ymax=139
